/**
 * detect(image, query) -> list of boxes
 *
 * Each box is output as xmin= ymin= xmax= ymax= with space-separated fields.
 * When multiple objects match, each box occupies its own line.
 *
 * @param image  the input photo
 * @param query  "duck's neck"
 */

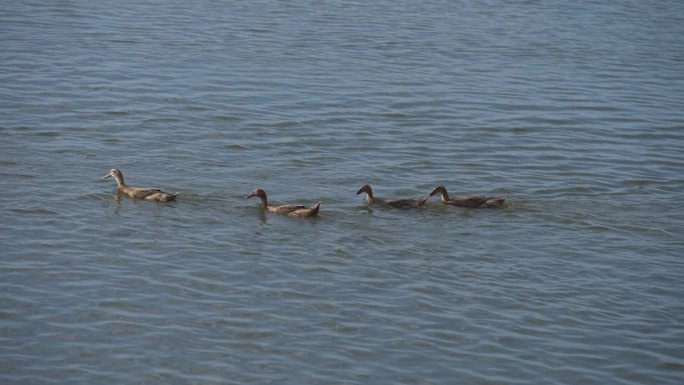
xmin=362 ymin=192 xmax=373 ymax=203
xmin=438 ymin=189 xmax=449 ymax=202
xmin=258 ymin=195 xmax=269 ymax=208
xmin=113 ymin=174 xmax=126 ymax=188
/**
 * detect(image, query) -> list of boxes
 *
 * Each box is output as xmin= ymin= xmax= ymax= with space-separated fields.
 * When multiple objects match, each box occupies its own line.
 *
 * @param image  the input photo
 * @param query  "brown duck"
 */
xmin=429 ymin=185 xmax=505 ymax=208
xmin=356 ymin=184 xmax=429 ymax=209
xmin=246 ymin=188 xmax=321 ymax=217
xmin=103 ymin=169 xmax=178 ymax=202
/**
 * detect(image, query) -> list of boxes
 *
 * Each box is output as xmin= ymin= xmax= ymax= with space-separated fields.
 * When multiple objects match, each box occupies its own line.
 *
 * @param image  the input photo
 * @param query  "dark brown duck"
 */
xmin=429 ymin=185 xmax=505 ymax=208
xmin=246 ymin=188 xmax=321 ymax=217
xmin=356 ymin=184 xmax=429 ymax=209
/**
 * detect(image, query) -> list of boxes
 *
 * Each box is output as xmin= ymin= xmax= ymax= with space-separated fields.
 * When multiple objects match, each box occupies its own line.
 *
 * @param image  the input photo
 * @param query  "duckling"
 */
xmin=103 ymin=169 xmax=178 ymax=202
xmin=246 ymin=188 xmax=321 ymax=217
xmin=356 ymin=184 xmax=428 ymax=209
xmin=429 ymin=185 xmax=505 ymax=208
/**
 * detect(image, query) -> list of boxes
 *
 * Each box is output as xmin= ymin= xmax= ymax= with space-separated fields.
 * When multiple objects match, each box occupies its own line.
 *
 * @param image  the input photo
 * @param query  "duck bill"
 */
xmin=245 ymin=192 xmax=256 ymax=199
xmin=103 ymin=174 xmax=112 ymax=179
xmin=355 ymin=187 xmax=365 ymax=195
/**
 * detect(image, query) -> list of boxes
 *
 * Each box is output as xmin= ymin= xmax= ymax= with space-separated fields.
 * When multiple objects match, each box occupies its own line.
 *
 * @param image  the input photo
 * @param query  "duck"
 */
xmin=429 ymin=185 xmax=505 ymax=208
xmin=245 ymin=188 xmax=321 ymax=217
xmin=356 ymin=184 xmax=429 ymax=208
xmin=103 ymin=169 xmax=178 ymax=202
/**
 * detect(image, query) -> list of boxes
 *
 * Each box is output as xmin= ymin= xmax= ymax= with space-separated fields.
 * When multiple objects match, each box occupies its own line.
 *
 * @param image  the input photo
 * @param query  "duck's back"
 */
xmin=448 ymin=195 xmax=503 ymax=208
xmin=289 ymin=202 xmax=321 ymax=217
xmin=123 ymin=187 xmax=177 ymax=201
xmin=385 ymin=195 xmax=428 ymax=208
xmin=267 ymin=204 xmax=307 ymax=215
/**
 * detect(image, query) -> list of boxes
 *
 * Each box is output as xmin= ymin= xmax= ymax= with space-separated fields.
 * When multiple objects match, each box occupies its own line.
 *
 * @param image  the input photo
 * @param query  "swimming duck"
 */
xmin=429 ymin=185 xmax=505 ymax=208
xmin=356 ymin=184 xmax=429 ymax=208
xmin=103 ymin=169 xmax=178 ymax=202
xmin=245 ymin=188 xmax=321 ymax=217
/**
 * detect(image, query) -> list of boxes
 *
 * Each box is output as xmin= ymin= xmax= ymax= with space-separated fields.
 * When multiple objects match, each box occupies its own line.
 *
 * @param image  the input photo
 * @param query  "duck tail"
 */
xmin=485 ymin=196 xmax=506 ymax=208
xmin=419 ymin=194 xmax=430 ymax=206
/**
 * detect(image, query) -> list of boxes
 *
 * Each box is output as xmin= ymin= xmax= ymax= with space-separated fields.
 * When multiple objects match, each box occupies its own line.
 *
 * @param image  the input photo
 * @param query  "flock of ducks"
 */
xmin=103 ymin=169 xmax=506 ymax=217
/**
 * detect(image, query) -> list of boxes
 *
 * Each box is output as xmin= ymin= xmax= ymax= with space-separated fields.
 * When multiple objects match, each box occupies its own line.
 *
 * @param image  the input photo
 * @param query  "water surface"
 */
xmin=2 ymin=1 xmax=684 ymax=384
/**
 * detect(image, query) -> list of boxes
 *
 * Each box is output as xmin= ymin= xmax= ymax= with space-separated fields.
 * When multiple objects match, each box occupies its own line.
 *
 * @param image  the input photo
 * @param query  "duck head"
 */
xmin=356 ymin=184 xmax=372 ymax=196
xmin=429 ymin=185 xmax=449 ymax=200
xmin=356 ymin=184 xmax=374 ymax=202
xmin=103 ymin=169 xmax=126 ymax=187
xmin=103 ymin=169 xmax=122 ymax=179
xmin=245 ymin=188 xmax=267 ymax=200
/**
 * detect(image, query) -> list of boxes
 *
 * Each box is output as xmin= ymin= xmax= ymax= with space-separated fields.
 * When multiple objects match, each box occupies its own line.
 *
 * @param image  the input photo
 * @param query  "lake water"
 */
xmin=2 ymin=1 xmax=684 ymax=384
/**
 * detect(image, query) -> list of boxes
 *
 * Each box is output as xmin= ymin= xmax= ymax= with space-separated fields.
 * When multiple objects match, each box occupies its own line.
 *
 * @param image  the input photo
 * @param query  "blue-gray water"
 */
xmin=2 ymin=1 xmax=684 ymax=384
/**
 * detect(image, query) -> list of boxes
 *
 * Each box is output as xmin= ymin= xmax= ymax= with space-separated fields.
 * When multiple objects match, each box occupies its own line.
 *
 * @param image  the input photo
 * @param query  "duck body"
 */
xmin=429 ymin=185 xmax=504 ymax=208
xmin=356 ymin=184 xmax=428 ymax=209
xmin=103 ymin=169 xmax=178 ymax=202
xmin=246 ymin=188 xmax=320 ymax=217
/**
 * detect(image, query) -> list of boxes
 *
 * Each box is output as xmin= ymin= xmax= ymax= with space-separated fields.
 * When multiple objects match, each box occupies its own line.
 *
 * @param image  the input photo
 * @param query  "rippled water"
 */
xmin=2 ymin=1 xmax=684 ymax=384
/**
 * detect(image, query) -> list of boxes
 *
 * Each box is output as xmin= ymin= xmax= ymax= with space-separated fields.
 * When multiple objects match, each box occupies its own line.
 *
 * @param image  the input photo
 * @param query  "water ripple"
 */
xmin=2 ymin=1 xmax=684 ymax=384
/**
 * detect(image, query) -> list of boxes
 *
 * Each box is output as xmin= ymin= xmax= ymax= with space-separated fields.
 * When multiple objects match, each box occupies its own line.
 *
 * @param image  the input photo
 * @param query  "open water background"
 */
xmin=2 ymin=1 xmax=684 ymax=384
